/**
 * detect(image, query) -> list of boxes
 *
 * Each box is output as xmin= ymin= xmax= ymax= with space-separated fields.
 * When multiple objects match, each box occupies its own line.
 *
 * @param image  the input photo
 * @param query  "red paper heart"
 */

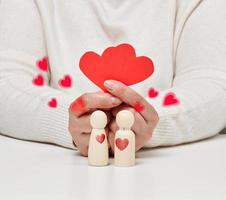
xmin=148 ymin=88 xmax=159 ymax=98
xmin=115 ymin=138 xmax=129 ymax=151
xmin=37 ymin=57 xmax=48 ymax=72
xmin=79 ymin=43 xmax=154 ymax=91
xmin=59 ymin=75 xmax=72 ymax=88
xmin=32 ymin=75 xmax=44 ymax=86
xmin=163 ymin=93 xmax=179 ymax=106
xmin=48 ymin=98 xmax=57 ymax=108
xmin=96 ymin=134 xmax=105 ymax=144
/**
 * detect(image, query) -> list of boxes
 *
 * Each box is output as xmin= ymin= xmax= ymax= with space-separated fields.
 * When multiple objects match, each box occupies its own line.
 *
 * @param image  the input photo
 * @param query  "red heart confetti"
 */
xmin=96 ymin=134 xmax=105 ymax=144
xmin=37 ymin=57 xmax=48 ymax=72
xmin=79 ymin=43 xmax=154 ymax=91
xmin=163 ymin=92 xmax=179 ymax=106
xmin=148 ymin=88 xmax=159 ymax=98
xmin=32 ymin=74 xmax=44 ymax=86
xmin=115 ymin=138 xmax=129 ymax=151
xmin=134 ymin=101 xmax=144 ymax=112
xmin=59 ymin=75 xmax=72 ymax=88
xmin=48 ymin=98 xmax=57 ymax=108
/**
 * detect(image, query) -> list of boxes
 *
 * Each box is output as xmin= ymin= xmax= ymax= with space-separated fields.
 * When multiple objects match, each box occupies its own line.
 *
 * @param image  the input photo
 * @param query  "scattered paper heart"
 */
xmin=148 ymin=88 xmax=159 ymax=98
xmin=59 ymin=75 xmax=72 ymax=88
xmin=48 ymin=98 xmax=57 ymax=108
xmin=79 ymin=43 xmax=154 ymax=91
xmin=37 ymin=57 xmax=48 ymax=72
xmin=163 ymin=92 xmax=179 ymax=106
xmin=32 ymin=74 xmax=44 ymax=86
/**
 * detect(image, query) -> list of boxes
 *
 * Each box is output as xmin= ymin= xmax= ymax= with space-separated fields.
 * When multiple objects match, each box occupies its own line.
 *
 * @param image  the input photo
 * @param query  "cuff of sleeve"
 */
xmin=145 ymin=115 xmax=178 ymax=148
xmin=39 ymin=95 xmax=76 ymax=149
xmin=144 ymin=95 xmax=183 ymax=148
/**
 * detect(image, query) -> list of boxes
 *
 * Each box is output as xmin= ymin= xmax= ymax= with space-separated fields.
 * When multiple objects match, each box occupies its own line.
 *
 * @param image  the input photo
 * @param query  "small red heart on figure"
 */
xmin=79 ymin=43 xmax=154 ymax=91
xmin=115 ymin=138 xmax=129 ymax=151
xmin=96 ymin=134 xmax=105 ymax=144
xmin=32 ymin=74 xmax=44 ymax=86
xmin=59 ymin=75 xmax=72 ymax=88
xmin=163 ymin=92 xmax=179 ymax=106
xmin=37 ymin=57 xmax=48 ymax=72
xmin=48 ymin=98 xmax=57 ymax=108
xmin=148 ymin=88 xmax=159 ymax=98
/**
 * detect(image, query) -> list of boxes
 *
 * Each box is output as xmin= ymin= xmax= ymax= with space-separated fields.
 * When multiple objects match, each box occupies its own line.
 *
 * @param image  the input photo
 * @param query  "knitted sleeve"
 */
xmin=145 ymin=0 xmax=226 ymax=147
xmin=0 ymin=0 xmax=75 ymax=148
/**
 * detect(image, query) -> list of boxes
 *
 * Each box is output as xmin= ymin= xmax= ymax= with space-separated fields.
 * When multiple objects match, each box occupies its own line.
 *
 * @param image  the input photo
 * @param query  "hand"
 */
xmin=104 ymin=80 xmax=159 ymax=153
xmin=68 ymin=91 xmax=122 ymax=156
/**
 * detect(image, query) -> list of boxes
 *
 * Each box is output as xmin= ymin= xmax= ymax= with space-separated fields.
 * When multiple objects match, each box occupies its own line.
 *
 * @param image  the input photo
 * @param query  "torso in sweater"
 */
xmin=1 ymin=0 xmax=226 ymax=149
xmin=36 ymin=0 xmax=198 ymax=96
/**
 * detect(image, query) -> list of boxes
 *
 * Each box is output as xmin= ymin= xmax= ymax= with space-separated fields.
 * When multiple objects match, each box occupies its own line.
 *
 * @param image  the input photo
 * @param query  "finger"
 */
xmin=78 ymin=145 xmax=89 ymax=157
xmin=68 ymin=113 xmax=91 ymax=133
xmin=104 ymin=80 xmax=158 ymax=122
xmin=72 ymin=132 xmax=90 ymax=148
xmin=135 ymin=128 xmax=152 ymax=151
xmin=69 ymin=92 xmax=122 ymax=117
xmin=133 ymin=114 xmax=153 ymax=151
xmin=73 ymin=115 xmax=91 ymax=133
xmin=73 ymin=133 xmax=90 ymax=157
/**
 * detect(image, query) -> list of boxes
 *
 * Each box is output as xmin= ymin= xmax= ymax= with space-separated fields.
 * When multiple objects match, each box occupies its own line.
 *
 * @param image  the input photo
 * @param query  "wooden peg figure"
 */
xmin=114 ymin=110 xmax=135 ymax=167
xmin=88 ymin=110 xmax=109 ymax=166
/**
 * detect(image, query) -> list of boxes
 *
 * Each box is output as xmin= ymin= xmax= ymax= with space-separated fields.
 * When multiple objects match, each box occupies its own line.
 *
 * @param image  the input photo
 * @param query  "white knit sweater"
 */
xmin=0 ymin=0 xmax=226 ymax=149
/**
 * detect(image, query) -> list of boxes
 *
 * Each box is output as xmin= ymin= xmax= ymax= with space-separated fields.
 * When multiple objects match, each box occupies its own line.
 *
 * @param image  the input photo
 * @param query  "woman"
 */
xmin=0 ymin=0 xmax=226 ymax=156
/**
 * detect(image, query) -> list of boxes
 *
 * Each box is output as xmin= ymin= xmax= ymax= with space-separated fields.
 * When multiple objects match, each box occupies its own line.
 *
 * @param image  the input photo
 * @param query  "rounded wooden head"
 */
xmin=116 ymin=110 xmax=135 ymax=129
xmin=90 ymin=110 xmax=107 ymax=129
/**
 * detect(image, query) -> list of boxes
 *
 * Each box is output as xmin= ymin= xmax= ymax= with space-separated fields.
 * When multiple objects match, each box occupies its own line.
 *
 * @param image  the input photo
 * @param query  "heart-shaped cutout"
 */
xmin=79 ymin=43 xmax=154 ymax=91
xmin=59 ymin=75 xmax=72 ymax=88
xmin=48 ymin=98 xmax=57 ymax=108
xmin=33 ymin=75 xmax=44 ymax=86
xmin=37 ymin=57 xmax=48 ymax=72
xmin=148 ymin=88 xmax=159 ymax=98
xmin=96 ymin=134 xmax=105 ymax=144
xmin=163 ymin=92 xmax=179 ymax=106
xmin=115 ymin=138 xmax=129 ymax=151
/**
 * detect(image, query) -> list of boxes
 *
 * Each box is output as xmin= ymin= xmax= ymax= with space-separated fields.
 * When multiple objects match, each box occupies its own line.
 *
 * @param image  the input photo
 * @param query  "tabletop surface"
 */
xmin=0 ymin=133 xmax=225 ymax=200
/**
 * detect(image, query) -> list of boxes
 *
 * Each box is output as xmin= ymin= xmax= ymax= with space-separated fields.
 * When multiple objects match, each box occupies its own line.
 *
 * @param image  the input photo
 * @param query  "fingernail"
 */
xmin=111 ymin=97 xmax=121 ymax=105
xmin=70 ymin=97 xmax=85 ymax=113
xmin=104 ymin=80 xmax=116 ymax=90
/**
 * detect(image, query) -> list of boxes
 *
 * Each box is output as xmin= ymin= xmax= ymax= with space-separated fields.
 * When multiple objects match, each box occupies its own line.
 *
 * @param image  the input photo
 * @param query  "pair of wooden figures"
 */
xmin=88 ymin=110 xmax=135 ymax=167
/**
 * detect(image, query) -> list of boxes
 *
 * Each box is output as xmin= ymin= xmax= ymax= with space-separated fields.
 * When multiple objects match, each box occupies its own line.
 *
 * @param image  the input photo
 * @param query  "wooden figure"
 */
xmin=114 ymin=110 xmax=135 ymax=167
xmin=88 ymin=110 xmax=109 ymax=166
